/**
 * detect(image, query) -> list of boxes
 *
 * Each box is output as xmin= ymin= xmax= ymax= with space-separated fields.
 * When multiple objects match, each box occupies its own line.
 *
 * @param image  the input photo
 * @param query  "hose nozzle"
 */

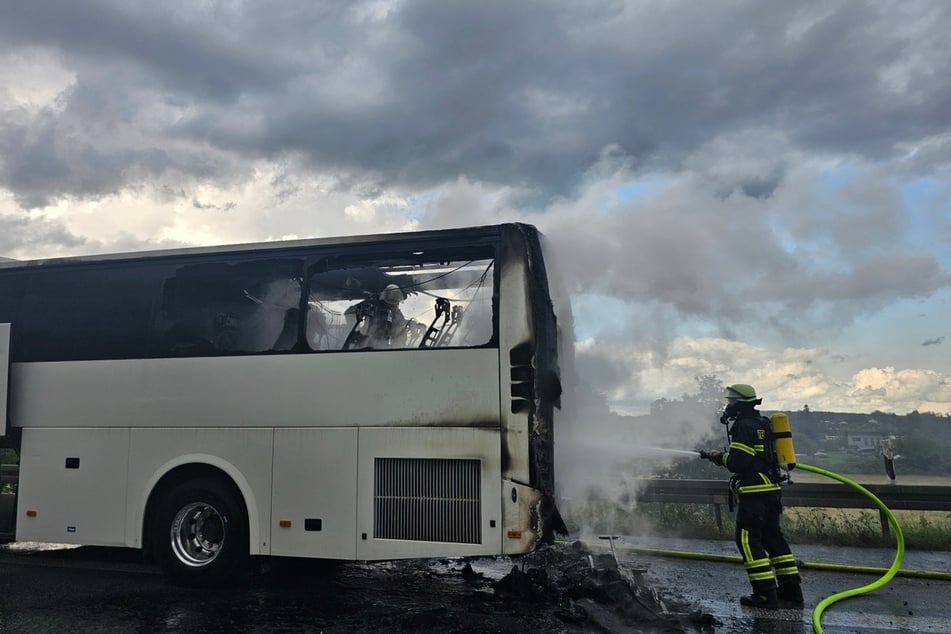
xmin=698 ymin=450 xmax=710 ymax=460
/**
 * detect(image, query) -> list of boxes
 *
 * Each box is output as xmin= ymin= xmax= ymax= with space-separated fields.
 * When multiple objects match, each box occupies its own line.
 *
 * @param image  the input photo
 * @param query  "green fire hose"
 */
xmin=796 ymin=462 xmax=905 ymax=634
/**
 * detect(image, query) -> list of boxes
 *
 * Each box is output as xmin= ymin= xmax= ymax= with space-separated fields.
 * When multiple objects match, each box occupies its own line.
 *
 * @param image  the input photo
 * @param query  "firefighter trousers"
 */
xmin=734 ymin=493 xmax=801 ymax=595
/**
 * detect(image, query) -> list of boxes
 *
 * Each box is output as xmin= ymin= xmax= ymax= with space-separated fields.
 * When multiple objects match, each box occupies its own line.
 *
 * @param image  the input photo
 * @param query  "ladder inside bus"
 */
xmin=419 ymin=298 xmax=462 ymax=348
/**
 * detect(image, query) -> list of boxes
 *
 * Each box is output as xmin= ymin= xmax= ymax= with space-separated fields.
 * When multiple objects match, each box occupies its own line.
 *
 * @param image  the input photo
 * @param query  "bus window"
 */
xmin=306 ymin=256 xmax=495 ymax=351
xmin=152 ymin=258 xmax=303 ymax=356
xmin=16 ymin=263 xmax=174 ymax=362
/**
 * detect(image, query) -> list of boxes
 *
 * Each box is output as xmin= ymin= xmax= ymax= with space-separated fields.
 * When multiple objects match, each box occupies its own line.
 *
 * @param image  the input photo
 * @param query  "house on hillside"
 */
xmin=847 ymin=430 xmax=886 ymax=453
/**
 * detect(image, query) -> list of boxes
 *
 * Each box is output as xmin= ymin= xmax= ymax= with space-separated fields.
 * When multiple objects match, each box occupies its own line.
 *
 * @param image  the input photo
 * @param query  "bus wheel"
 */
xmin=152 ymin=477 xmax=248 ymax=585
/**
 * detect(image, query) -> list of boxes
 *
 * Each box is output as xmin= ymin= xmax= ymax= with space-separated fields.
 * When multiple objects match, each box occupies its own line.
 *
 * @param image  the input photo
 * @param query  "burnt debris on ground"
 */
xmin=488 ymin=540 xmax=700 ymax=633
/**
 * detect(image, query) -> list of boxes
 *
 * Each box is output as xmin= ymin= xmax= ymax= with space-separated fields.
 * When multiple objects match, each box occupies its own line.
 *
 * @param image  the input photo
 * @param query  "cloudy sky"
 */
xmin=2 ymin=1 xmax=950 ymax=415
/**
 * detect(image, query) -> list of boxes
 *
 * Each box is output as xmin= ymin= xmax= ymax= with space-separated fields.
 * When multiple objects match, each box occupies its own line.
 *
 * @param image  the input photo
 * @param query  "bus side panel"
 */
xmin=270 ymin=428 xmax=358 ymax=559
xmin=16 ymin=427 xmax=130 ymax=546
xmin=356 ymin=427 xmax=502 ymax=560
xmin=12 ymin=350 xmax=500 ymax=429
xmin=126 ymin=428 xmax=274 ymax=553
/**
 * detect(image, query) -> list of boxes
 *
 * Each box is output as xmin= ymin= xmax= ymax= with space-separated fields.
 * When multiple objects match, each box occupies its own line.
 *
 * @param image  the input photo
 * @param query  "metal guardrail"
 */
xmin=636 ymin=478 xmax=951 ymax=511
xmin=635 ymin=478 xmax=951 ymax=535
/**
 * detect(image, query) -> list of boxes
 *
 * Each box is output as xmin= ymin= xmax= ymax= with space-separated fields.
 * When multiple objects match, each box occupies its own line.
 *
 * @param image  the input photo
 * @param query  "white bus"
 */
xmin=0 ymin=223 xmax=566 ymax=584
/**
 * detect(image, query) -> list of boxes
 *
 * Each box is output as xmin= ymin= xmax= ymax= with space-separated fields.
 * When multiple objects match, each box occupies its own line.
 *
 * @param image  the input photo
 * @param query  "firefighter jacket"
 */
xmin=721 ymin=411 xmax=781 ymax=495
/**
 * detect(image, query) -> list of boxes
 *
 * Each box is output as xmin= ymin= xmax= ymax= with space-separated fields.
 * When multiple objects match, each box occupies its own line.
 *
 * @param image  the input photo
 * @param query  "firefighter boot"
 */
xmin=777 ymin=582 xmax=804 ymax=606
xmin=740 ymin=589 xmax=778 ymax=610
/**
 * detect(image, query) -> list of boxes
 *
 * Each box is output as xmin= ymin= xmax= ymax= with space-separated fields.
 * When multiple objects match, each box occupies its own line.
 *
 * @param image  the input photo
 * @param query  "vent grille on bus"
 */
xmin=374 ymin=458 xmax=482 ymax=544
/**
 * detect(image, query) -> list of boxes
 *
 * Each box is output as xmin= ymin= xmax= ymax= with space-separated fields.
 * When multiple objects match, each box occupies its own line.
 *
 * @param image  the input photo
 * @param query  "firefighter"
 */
xmin=343 ymin=284 xmax=408 ymax=349
xmin=703 ymin=384 xmax=803 ymax=609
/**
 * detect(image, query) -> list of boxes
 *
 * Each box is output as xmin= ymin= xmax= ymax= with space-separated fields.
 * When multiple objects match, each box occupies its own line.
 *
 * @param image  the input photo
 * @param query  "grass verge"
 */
xmin=567 ymin=500 xmax=951 ymax=551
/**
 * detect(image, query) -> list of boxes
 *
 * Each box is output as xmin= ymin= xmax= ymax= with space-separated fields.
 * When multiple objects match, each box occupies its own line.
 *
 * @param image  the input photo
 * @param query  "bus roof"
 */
xmin=0 ymin=222 xmax=539 ymax=271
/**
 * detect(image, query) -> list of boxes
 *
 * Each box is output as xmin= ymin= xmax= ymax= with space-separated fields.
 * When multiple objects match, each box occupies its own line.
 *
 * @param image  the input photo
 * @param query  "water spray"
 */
xmin=642 ymin=447 xmax=701 ymax=458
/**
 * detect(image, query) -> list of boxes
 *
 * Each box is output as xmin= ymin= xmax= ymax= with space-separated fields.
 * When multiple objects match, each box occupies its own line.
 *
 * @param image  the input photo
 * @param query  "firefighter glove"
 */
xmin=706 ymin=450 xmax=723 ymax=466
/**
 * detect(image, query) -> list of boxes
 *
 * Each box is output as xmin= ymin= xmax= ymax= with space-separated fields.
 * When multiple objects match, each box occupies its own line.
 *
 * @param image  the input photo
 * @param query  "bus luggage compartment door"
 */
xmin=270 ymin=428 xmax=358 ymax=559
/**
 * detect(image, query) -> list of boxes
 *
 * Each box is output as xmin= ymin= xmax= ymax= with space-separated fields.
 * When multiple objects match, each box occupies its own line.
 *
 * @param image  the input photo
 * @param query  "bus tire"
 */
xmin=152 ymin=477 xmax=248 ymax=585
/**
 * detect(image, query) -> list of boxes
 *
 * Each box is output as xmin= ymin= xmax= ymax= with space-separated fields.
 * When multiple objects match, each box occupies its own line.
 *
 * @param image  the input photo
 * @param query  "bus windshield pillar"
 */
xmin=0 ymin=323 xmax=9 ymax=438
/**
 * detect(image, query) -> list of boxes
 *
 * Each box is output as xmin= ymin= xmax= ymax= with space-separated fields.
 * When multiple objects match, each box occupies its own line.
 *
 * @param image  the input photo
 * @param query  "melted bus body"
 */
xmin=0 ymin=223 xmax=563 ymax=584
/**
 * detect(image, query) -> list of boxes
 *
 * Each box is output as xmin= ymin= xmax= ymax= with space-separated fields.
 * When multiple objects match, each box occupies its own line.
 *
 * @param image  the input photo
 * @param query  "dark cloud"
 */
xmin=0 ymin=0 xmax=288 ymax=100
xmin=2 ymin=1 xmax=951 ymax=206
xmin=3 ymin=0 xmax=951 ymax=350
xmin=192 ymin=199 xmax=236 ymax=212
xmin=538 ymin=162 xmax=951 ymax=346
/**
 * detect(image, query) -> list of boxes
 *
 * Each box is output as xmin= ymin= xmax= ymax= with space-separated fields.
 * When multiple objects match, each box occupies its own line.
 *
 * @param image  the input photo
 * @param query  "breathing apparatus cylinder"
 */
xmin=770 ymin=412 xmax=797 ymax=470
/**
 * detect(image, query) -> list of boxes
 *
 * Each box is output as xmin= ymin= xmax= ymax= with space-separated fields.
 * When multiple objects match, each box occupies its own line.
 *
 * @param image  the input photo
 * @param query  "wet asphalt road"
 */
xmin=615 ymin=535 xmax=951 ymax=633
xmin=0 ymin=544 xmax=546 ymax=634
xmin=2 ymin=543 xmax=590 ymax=634
xmin=1 ymin=538 xmax=950 ymax=633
